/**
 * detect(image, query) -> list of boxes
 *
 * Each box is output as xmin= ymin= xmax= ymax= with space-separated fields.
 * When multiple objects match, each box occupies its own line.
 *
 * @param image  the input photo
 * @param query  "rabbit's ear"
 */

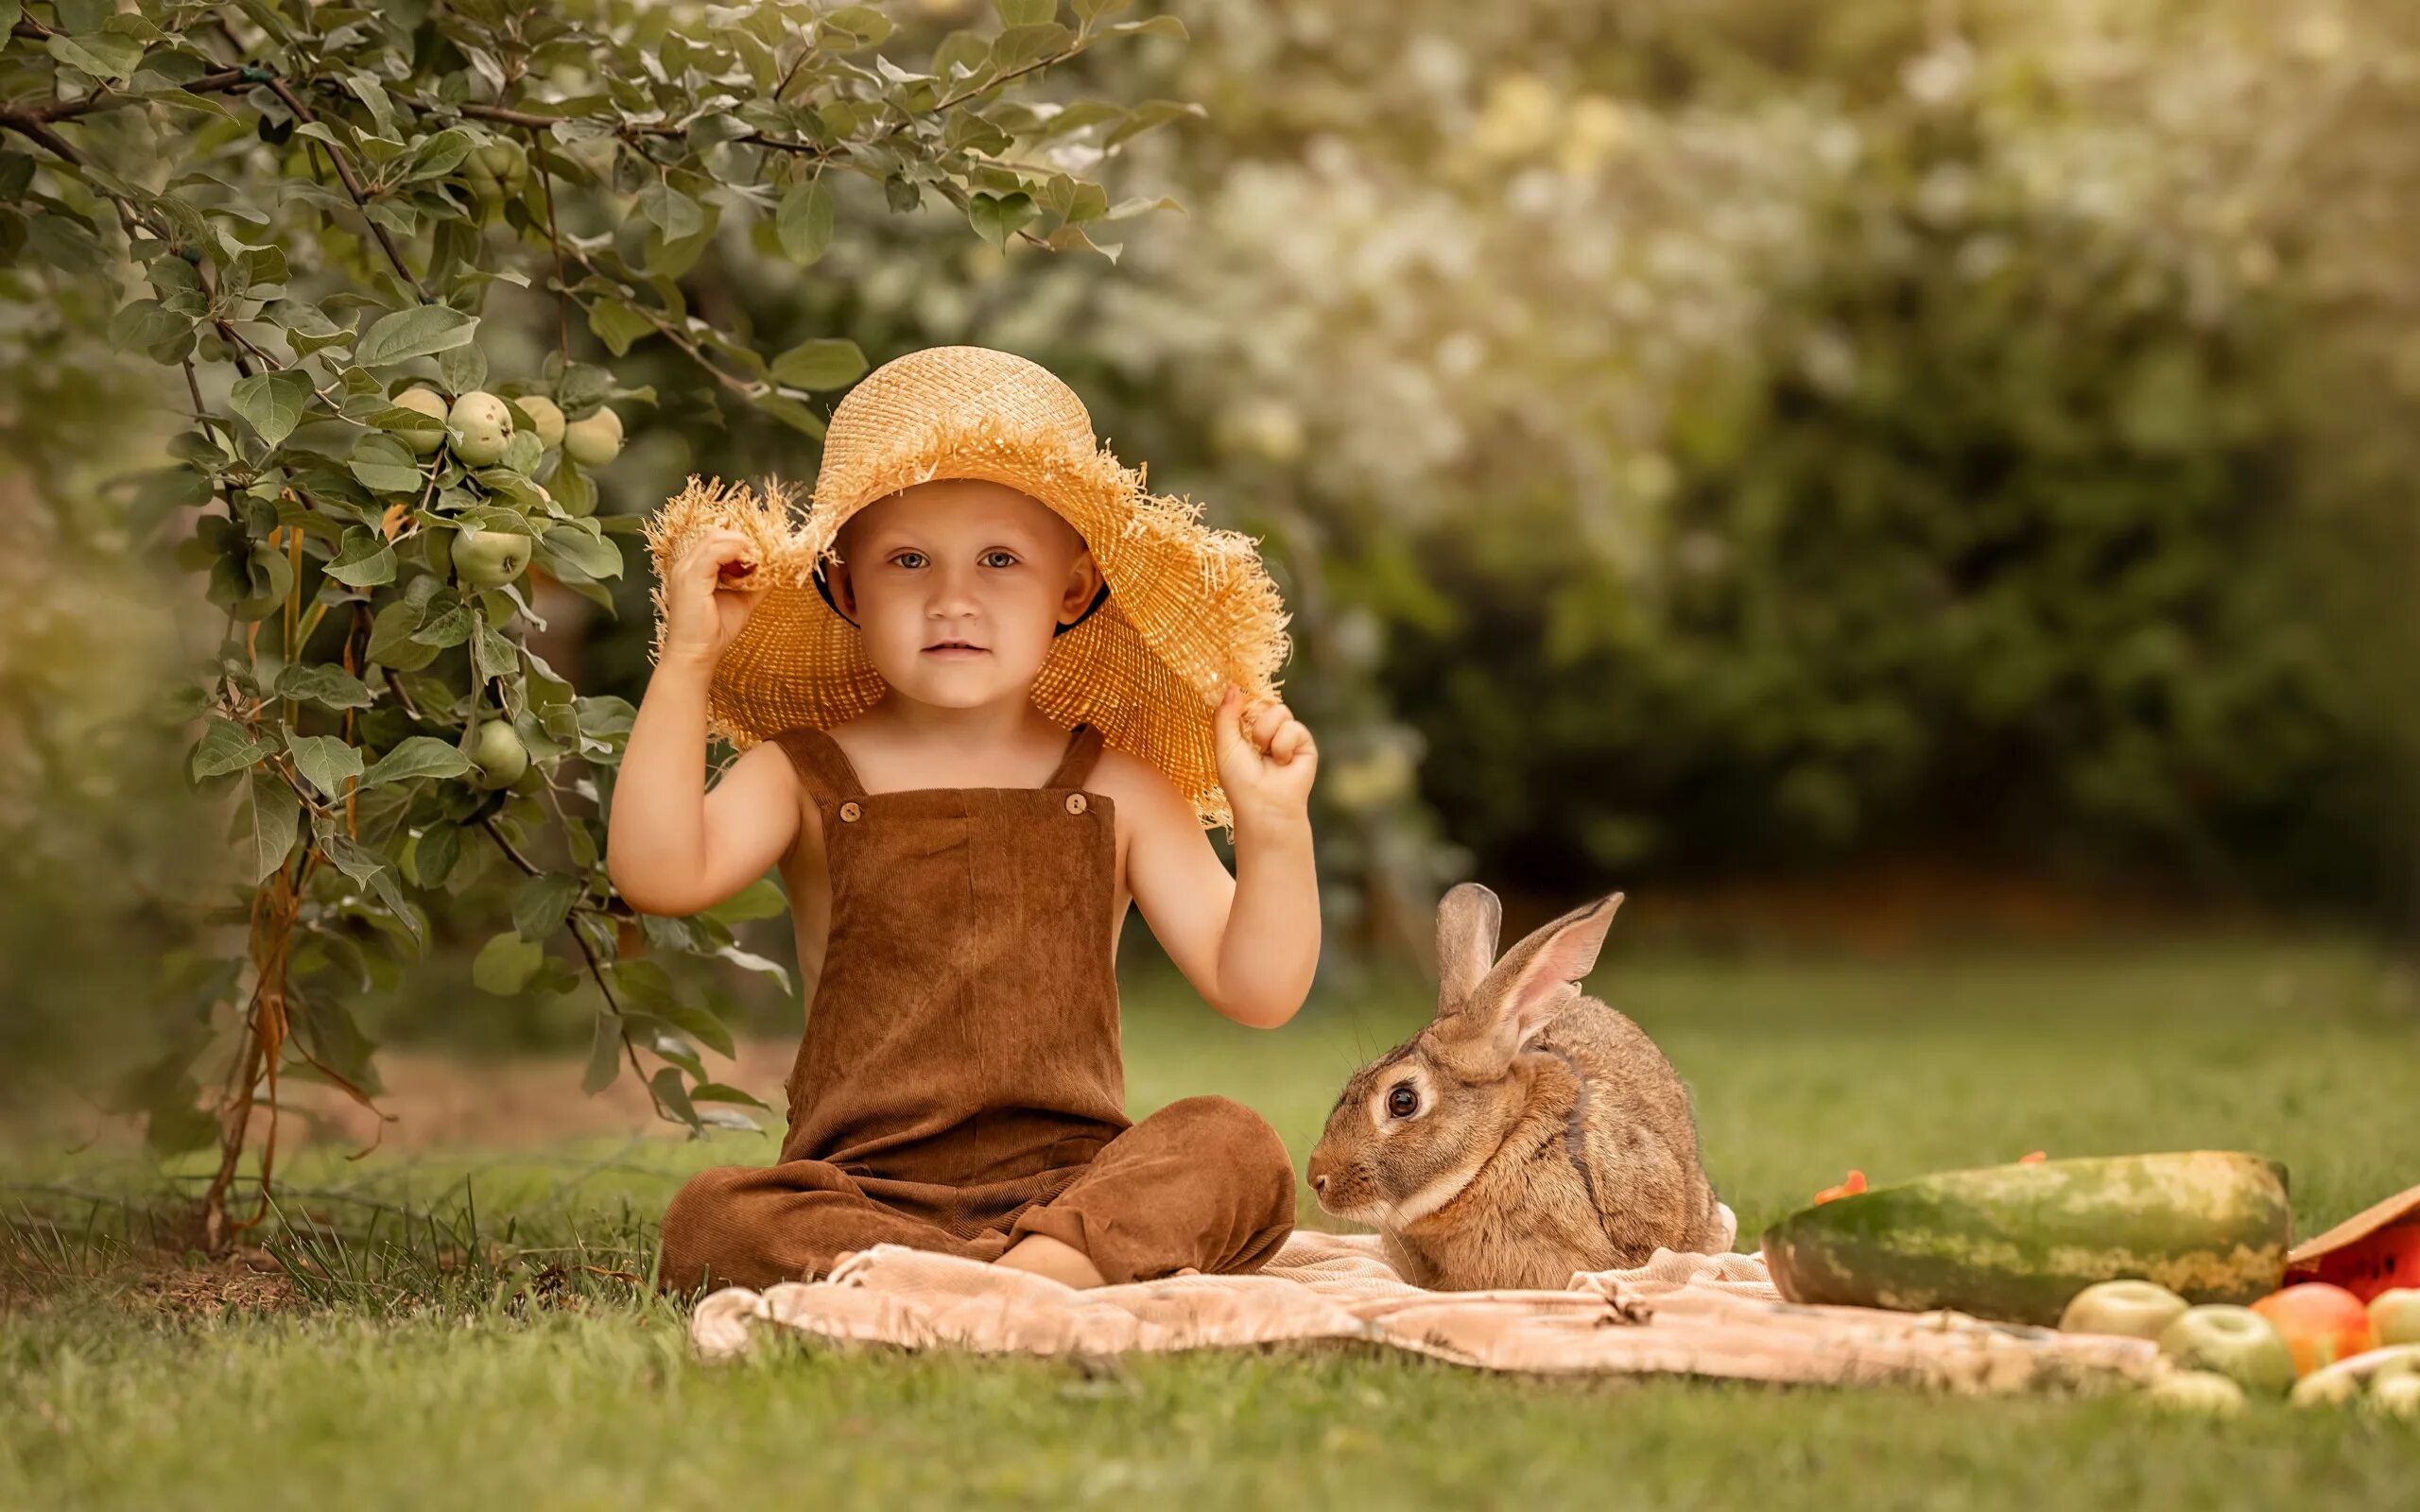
xmin=1473 ymin=892 xmax=1624 ymax=1056
xmin=1433 ymin=882 xmax=1502 ymax=1013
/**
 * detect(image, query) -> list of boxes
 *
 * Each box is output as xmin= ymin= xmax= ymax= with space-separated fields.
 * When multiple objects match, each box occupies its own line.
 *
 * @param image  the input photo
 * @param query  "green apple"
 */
xmin=2370 ymin=1372 xmax=2420 ymax=1419
xmin=392 ymin=386 xmax=450 ymax=455
xmin=514 ymin=394 xmax=566 ymax=450
xmin=464 ymin=141 xmax=527 ymax=202
xmin=2372 ymin=1288 xmax=2420 ymax=1349
xmin=2291 ymin=1366 xmax=2364 ymax=1407
xmin=2061 ymin=1280 xmax=2191 ymax=1341
xmin=451 ymin=526 xmax=533 ymax=590
xmin=2158 ymin=1304 xmax=2297 ymax=1396
xmin=2143 ymin=1369 xmax=2246 ymax=1418
xmin=562 ymin=404 xmax=623 ymax=466
xmin=469 ymin=719 xmax=528 ymax=789
xmin=447 ymin=390 xmax=514 ymax=466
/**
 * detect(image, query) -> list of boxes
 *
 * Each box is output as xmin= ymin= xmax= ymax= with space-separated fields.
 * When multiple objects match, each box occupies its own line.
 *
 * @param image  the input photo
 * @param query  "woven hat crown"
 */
xmin=816 ymin=347 xmax=1098 ymax=514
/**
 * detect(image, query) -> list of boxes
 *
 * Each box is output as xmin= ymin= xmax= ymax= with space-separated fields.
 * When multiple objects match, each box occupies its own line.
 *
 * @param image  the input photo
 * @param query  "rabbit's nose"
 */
xmin=1310 ymin=1173 xmax=1329 ymax=1194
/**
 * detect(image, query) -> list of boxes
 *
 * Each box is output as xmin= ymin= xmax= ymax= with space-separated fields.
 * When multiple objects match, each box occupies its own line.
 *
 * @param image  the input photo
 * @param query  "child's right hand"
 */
xmin=659 ymin=527 xmax=766 ymax=671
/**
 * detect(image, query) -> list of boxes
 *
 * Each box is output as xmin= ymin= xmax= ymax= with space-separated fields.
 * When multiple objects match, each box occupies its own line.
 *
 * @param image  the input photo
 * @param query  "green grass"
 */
xmin=7 ymin=936 xmax=2419 ymax=1509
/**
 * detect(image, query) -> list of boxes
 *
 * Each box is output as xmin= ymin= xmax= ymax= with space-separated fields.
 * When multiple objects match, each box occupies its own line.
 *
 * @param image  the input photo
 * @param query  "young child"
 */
xmin=611 ymin=345 xmax=1320 ymax=1297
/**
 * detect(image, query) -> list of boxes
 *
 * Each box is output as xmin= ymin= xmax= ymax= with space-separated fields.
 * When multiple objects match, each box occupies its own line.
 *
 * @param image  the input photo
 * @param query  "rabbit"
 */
xmin=1305 ymin=882 xmax=1732 ymax=1291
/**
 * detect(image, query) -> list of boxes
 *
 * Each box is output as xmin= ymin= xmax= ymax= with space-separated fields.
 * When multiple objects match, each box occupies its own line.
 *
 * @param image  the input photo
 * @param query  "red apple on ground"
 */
xmin=2252 ymin=1282 xmax=2376 ymax=1377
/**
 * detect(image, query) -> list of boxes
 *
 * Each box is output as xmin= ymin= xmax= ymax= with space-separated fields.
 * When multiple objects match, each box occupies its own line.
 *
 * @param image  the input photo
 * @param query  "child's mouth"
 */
xmin=923 ymin=642 xmax=989 ymax=658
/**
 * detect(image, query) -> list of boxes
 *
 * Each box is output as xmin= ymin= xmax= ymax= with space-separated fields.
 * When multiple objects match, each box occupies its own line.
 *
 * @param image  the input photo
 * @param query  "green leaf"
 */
xmin=580 ymin=1012 xmax=623 ymax=1094
xmin=649 ymin=1066 xmax=700 ymax=1126
xmin=606 ymin=957 xmax=678 ymax=1013
xmin=473 ymin=931 xmax=546 ymax=994
xmin=274 ymin=663 xmax=375 ymax=711
xmin=408 ymin=602 xmax=476 ymax=648
xmin=636 ymin=181 xmax=703 ymax=240
xmin=991 ymin=22 xmax=1073 ymax=71
xmin=713 ymin=943 xmax=792 ymax=993
xmin=349 ymin=432 xmax=425 ymax=493
xmin=109 ymin=298 xmax=190 ymax=352
xmin=821 ymin=5 xmax=893 ymax=46
xmin=47 ymin=31 xmax=145 ymax=85
xmin=968 ymin=191 xmax=1040 ymax=249
xmin=406 ymin=820 xmax=462 ymax=887
xmin=363 ymin=735 xmax=473 ymax=787
xmin=315 ymin=827 xmax=387 ymax=885
xmin=774 ymin=178 xmax=836 ymax=266
xmin=995 ymin=0 xmax=1057 ymax=26
xmin=324 ymin=527 xmax=398 ymax=588
xmin=288 ymin=988 xmax=380 ymax=1092
xmin=365 ymin=600 xmax=439 ymax=672
xmin=1106 ymin=14 xmax=1186 ymax=40
xmin=242 ymin=770 xmax=300 ymax=885
xmin=438 ymin=340 xmax=487 ymax=396
xmin=657 ymin=999 xmax=736 ymax=1058
xmin=769 ymin=337 xmax=868 ymax=389
xmin=584 ymin=298 xmax=655 ymax=358
xmin=690 ymin=1082 xmax=772 ymax=1109
xmin=230 ymin=369 xmax=317 ymax=448
xmin=1103 ymin=99 xmax=1204 ymax=148
xmin=540 ymin=523 xmax=624 ymax=579
xmin=354 ymin=304 xmax=478 ymax=367
xmin=191 ymin=715 xmax=271 ymax=779
xmin=513 ymin=872 xmax=583 ymax=942
xmin=286 ymin=734 xmax=365 ymax=799
xmin=697 ymin=877 xmax=788 ymax=926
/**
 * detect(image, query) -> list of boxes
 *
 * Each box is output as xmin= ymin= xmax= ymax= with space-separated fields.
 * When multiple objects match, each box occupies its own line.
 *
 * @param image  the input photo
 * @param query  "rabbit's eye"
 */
xmin=1386 ymin=1084 xmax=1418 ymax=1119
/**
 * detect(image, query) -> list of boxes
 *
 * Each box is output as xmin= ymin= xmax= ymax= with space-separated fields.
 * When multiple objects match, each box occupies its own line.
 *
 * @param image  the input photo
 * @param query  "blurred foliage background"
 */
xmin=5 ymin=0 xmax=2417 ymax=1095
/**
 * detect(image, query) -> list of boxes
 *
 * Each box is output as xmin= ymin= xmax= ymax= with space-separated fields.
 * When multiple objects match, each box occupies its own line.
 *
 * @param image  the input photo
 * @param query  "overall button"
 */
xmin=1063 ymin=792 xmax=1088 ymax=815
xmin=838 ymin=800 xmax=863 ymax=823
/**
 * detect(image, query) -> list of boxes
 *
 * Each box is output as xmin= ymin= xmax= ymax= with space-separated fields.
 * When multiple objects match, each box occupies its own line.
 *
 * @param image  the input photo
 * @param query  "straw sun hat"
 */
xmin=639 ymin=344 xmax=1293 ymax=830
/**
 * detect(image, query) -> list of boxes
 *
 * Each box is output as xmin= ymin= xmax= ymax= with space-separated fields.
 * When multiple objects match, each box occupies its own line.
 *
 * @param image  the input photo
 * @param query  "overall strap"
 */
xmin=1046 ymin=722 xmax=1105 ymax=788
xmin=767 ymin=725 xmax=868 ymax=803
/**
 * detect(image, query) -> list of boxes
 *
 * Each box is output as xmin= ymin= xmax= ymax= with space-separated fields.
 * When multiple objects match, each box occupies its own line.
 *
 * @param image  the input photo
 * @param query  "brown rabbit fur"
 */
xmin=1305 ymin=883 xmax=1729 ymax=1290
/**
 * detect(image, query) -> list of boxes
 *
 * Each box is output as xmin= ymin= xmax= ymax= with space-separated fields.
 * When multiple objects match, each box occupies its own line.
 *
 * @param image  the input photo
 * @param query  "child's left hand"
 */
xmin=1214 ymin=684 xmax=1317 ymax=824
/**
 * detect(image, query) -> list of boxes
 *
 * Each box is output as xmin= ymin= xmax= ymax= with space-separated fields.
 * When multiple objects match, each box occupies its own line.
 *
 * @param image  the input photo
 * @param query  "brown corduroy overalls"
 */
xmin=656 ymin=719 xmax=1299 ymax=1295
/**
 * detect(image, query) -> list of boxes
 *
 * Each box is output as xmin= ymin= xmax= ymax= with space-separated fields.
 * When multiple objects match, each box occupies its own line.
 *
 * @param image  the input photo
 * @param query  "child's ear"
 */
xmin=827 ymin=557 xmax=860 ymax=620
xmin=1059 ymin=550 xmax=1104 ymax=627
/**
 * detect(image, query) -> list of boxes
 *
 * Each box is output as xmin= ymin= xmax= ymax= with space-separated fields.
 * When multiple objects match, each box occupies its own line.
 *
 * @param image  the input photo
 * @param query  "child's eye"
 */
xmin=889 ymin=550 xmax=927 ymax=569
xmin=979 ymin=549 xmax=1019 ymax=569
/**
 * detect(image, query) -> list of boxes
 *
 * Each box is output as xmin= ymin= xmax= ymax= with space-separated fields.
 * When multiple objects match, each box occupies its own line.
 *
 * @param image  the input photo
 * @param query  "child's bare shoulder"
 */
xmin=1086 ymin=746 xmax=1199 ymax=832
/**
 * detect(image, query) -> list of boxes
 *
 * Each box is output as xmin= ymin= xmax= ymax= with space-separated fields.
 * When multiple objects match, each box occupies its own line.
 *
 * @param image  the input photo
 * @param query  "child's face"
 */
xmin=828 ymin=479 xmax=1103 ymax=710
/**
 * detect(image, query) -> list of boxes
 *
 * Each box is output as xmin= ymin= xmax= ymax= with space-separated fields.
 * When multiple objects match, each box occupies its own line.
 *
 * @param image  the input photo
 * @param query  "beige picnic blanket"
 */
xmin=689 ymin=1228 xmax=2159 ymax=1393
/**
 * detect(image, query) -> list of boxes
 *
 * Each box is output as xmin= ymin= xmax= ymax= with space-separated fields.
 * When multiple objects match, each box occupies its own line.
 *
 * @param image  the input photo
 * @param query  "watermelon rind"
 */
xmin=1758 ymin=1151 xmax=2291 ymax=1327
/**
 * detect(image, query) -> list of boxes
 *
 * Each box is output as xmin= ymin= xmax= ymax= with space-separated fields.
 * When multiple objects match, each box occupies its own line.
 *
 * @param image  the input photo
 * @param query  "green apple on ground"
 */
xmin=2060 ymin=1280 xmax=2190 ymax=1340
xmin=2287 ymin=1342 xmax=2420 ymax=1407
xmin=2158 ymin=1305 xmax=2296 ymax=1396
xmin=470 ymin=719 xmax=529 ymax=789
xmin=2372 ymin=1288 xmax=2420 ymax=1348
xmin=562 ymin=404 xmax=623 ymax=466
xmin=447 ymin=390 xmax=514 ymax=466
xmin=2370 ymin=1372 xmax=2420 ymax=1418
xmin=2142 ymin=1369 xmax=2246 ymax=1418
xmin=514 ymin=394 xmax=566 ymax=450
xmin=451 ymin=527 xmax=533 ymax=590
xmin=393 ymin=387 xmax=450 ymax=455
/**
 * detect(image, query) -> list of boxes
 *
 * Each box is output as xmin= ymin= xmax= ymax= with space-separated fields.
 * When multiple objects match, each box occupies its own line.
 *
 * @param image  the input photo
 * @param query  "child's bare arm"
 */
xmin=604 ymin=528 xmax=799 ymax=917
xmin=1125 ymin=687 xmax=1319 ymax=1028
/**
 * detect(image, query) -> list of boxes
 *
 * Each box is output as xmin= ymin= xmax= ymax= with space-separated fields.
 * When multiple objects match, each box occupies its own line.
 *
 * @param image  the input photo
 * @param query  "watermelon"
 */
xmin=1759 ymin=1151 xmax=2291 ymax=1327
